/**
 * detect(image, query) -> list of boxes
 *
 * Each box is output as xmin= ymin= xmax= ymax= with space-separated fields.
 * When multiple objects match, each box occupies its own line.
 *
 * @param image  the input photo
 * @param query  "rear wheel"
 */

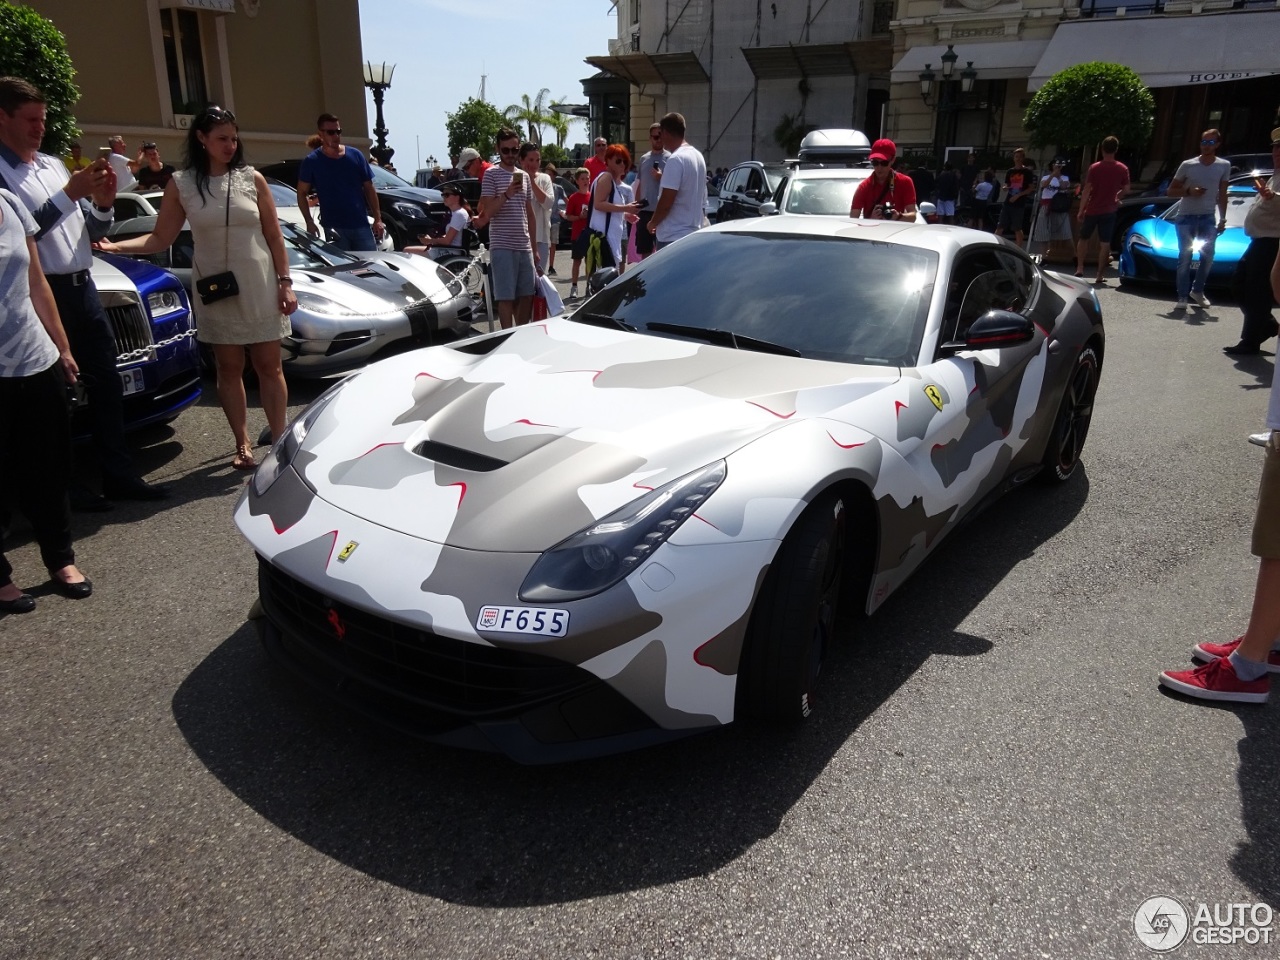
xmin=736 ymin=492 xmax=847 ymax=724
xmin=1040 ymin=344 xmax=1099 ymax=483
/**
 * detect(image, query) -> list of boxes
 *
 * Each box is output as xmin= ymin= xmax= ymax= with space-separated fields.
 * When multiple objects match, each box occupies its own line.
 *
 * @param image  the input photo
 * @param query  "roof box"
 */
xmin=797 ymin=129 xmax=872 ymax=162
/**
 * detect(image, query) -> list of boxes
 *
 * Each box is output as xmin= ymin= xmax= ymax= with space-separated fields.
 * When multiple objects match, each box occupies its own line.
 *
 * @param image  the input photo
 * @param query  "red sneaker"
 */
xmin=1192 ymin=637 xmax=1280 ymax=674
xmin=1160 ymin=657 xmax=1270 ymax=704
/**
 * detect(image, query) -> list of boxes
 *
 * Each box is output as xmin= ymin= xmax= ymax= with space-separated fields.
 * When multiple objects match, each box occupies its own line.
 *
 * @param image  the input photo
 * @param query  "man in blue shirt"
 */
xmin=296 ymin=113 xmax=384 ymax=251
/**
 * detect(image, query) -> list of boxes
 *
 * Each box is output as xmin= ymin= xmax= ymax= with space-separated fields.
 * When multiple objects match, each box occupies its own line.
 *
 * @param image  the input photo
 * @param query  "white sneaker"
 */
xmin=569 ymin=285 xmax=579 ymax=300
xmin=1190 ymin=290 xmax=1211 ymax=307
xmin=1249 ymin=431 xmax=1272 ymax=447
xmin=1174 ymin=299 xmax=1188 ymax=311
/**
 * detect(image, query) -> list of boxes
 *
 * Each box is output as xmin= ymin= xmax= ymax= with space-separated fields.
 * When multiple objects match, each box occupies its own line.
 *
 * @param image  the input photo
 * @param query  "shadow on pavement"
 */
xmin=171 ymin=474 xmax=1089 ymax=905
xmin=1232 ymin=700 xmax=1280 ymax=906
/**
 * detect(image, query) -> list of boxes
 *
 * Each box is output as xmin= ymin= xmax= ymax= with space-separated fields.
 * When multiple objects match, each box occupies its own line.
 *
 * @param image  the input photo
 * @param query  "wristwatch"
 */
xmin=93 ymin=202 xmax=112 ymax=214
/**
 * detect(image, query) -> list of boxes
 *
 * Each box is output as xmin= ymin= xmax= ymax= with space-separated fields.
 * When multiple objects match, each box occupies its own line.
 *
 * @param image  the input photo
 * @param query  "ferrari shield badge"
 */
xmin=924 ymin=384 xmax=944 ymax=411
xmin=337 ymin=540 xmax=359 ymax=562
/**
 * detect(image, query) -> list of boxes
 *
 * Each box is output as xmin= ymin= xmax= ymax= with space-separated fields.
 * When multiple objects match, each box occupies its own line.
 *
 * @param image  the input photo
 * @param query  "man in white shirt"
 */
xmin=646 ymin=112 xmax=706 ymax=250
xmin=0 ymin=77 xmax=167 ymax=504
xmin=106 ymin=135 xmax=138 ymax=193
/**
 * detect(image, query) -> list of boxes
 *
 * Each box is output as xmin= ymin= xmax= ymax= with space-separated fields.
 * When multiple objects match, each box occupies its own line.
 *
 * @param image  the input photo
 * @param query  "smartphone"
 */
xmin=636 ymin=197 xmax=650 ymax=210
xmin=512 ymin=170 xmax=524 ymax=186
xmin=98 ymin=147 xmax=113 ymax=159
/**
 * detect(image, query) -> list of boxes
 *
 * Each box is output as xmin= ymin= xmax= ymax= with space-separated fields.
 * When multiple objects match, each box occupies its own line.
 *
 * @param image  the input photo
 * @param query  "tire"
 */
xmin=736 ymin=491 xmax=847 ymax=724
xmin=1040 ymin=344 xmax=1099 ymax=483
xmin=439 ymin=255 xmax=483 ymax=298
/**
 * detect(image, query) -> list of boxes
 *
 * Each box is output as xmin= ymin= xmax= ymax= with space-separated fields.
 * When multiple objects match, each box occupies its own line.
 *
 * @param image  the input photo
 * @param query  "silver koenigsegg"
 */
xmin=235 ymin=217 xmax=1104 ymax=762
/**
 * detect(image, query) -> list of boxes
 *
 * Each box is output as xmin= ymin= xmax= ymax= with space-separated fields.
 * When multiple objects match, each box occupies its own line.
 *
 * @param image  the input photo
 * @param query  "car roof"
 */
xmin=705 ymin=215 xmax=1010 ymax=259
xmin=785 ymin=167 xmax=873 ymax=181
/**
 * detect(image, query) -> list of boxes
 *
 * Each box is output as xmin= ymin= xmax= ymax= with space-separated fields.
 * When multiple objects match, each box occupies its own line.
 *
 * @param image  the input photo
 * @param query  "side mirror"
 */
xmin=587 ymin=267 xmax=618 ymax=294
xmin=759 ymin=201 xmax=778 ymax=216
xmin=941 ymin=310 xmax=1035 ymax=353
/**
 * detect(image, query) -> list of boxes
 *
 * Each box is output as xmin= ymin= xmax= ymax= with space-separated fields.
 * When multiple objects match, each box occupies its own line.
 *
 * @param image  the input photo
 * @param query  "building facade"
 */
xmin=586 ymin=0 xmax=895 ymax=170
xmin=22 ymin=0 xmax=370 ymax=167
xmin=588 ymin=0 xmax=1279 ymax=176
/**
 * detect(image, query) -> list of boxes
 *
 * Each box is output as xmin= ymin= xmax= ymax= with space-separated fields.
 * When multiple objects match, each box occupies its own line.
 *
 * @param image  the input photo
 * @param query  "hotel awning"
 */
xmin=1027 ymin=10 xmax=1280 ymax=89
xmin=891 ymin=40 xmax=1050 ymax=83
xmin=741 ymin=41 xmax=893 ymax=79
xmin=584 ymin=51 xmax=709 ymax=86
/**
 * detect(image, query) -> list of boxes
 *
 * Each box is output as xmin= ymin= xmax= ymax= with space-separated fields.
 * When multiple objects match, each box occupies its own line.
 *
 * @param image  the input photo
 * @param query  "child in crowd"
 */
xmin=562 ymin=168 xmax=592 ymax=299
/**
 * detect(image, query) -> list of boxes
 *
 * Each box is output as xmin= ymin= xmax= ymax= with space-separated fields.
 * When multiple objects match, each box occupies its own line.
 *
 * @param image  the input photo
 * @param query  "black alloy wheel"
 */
xmin=1040 ymin=344 xmax=1099 ymax=483
xmin=736 ymin=492 xmax=847 ymax=724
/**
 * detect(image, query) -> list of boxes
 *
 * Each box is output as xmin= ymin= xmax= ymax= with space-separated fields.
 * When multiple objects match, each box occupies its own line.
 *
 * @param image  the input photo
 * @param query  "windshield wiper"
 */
xmin=574 ymin=312 xmax=636 ymax=331
xmin=644 ymin=321 xmax=801 ymax=357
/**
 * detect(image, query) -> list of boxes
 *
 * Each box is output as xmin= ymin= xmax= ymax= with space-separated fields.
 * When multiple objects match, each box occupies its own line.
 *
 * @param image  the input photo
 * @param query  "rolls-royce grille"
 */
xmin=258 ymin=558 xmax=594 ymax=719
xmin=105 ymin=302 xmax=153 ymax=364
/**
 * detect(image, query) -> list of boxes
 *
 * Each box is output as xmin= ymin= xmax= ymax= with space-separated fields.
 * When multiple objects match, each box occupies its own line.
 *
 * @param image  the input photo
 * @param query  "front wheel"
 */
xmin=736 ymin=492 xmax=847 ymax=724
xmin=1040 ymin=344 xmax=1099 ymax=483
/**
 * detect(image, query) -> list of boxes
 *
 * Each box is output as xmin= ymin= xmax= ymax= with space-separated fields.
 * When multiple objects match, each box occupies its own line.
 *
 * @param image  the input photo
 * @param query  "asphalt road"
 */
xmin=2 ymin=263 xmax=1277 ymax=959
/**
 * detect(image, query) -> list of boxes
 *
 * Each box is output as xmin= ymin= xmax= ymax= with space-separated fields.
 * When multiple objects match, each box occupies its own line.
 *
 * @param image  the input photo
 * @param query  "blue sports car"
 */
xmin=1118 ymin=185 xmax=1255 ymax=290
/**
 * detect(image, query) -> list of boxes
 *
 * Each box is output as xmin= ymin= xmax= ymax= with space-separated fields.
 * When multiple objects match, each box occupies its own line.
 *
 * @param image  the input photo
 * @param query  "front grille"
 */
xmin=105 ymin=302 xmax=153 ymax=364
xmin=258 ymin=558 xmax=594 ymax=719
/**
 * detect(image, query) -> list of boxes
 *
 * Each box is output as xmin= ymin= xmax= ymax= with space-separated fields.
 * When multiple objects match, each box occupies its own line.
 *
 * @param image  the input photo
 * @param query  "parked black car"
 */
xmin=715 ymin=161 xmax=790 ymax=222
xmin=258 ymin=159 xmax=449 ymax=250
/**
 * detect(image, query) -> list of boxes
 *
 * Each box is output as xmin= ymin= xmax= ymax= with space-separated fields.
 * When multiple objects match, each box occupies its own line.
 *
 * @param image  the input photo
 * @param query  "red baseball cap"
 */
xmin=869 ymin=138 xmax=897 ymax=163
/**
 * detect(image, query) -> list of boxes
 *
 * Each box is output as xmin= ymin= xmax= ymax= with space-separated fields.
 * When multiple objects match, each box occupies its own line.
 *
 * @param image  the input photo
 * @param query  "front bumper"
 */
xmin=253 ymin=557 xmax=687 ymax=763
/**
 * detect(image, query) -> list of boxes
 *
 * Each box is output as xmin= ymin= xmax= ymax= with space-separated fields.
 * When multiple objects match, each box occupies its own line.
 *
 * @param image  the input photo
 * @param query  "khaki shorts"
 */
xmin=1253 ymin=432 xmax=1280 ymax=558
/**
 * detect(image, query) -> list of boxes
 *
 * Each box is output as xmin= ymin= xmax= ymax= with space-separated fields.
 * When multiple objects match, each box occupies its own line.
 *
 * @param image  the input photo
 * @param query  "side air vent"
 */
xmin=416 ymin=440 xmax=507 ymax=472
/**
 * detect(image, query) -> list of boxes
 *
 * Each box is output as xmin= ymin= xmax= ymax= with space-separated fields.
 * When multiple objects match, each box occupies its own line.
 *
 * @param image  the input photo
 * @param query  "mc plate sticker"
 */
xmin=476 ymin=605 xmax=570 ymax=637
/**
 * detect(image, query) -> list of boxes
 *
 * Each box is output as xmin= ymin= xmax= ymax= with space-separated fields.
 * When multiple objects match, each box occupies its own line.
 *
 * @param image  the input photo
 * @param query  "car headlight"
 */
xmin=519 ymin=461 xmax=727 ymax=602
xmin=292 ymin=290 xmax=366 ymax=318
xmin=252 ymin=376 xmax=353 ymax=495
xmin=392 ymin=201 xmax=427 ymax=220
xmin=146 ymin=289 xmax=185 ymax=318
xmin=1128 ymin=234 xmax=1153 ymax=250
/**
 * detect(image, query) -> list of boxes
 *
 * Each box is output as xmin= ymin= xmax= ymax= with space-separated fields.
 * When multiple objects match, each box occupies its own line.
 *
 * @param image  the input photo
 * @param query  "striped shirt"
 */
xmin=480 ymin=165 xmax=531 ymax=250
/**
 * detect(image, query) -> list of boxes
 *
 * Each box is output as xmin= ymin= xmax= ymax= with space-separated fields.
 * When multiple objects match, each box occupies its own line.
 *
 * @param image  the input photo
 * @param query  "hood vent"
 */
xmin=415 ymin=439 xmax=507 ymax=472
xmin=451 ymin=331 xmax=514 ymax=355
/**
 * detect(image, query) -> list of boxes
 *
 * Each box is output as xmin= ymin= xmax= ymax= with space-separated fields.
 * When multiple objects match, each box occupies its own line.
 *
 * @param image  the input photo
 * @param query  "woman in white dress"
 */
xmin=1033 ymin=158 xmax=1074 ymax=245
xmin=99 ymin=106 xmax=297 ymax=471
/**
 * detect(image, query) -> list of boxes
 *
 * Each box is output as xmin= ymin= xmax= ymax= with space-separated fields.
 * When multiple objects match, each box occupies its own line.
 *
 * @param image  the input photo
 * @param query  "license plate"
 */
xmin=475 ymin=605 xmax=570 ymax=637
xmin=120 ymin=368 xmax=145 ymax=395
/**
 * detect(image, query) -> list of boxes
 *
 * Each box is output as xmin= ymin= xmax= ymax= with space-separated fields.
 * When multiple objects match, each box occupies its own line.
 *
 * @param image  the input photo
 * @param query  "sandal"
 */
xmin=232 ymin=444 xmax=257 ymax=471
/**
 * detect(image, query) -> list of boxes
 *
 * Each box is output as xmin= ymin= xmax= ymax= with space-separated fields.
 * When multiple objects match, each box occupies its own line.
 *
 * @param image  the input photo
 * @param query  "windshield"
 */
xmin=370 ymin=165 xmax=411 ymax=189
xmin=1163 ymin=191 xmax=1255 ymax=228
xmin=784 ymin=174 xmax=870 ymax=215
xmin=574 ymin=232 xmax=936 ymax=366
xmin=280 ymin=223 xmax=362 ymax=269
xmin=268 ymin=182 xmax=300 ymax=208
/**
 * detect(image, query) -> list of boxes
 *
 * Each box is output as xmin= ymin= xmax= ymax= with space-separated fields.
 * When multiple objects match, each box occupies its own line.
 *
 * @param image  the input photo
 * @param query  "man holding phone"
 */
xmin=475 ymin=127 xmax=536 ymax=329
xmin=0 ymin=77 xmax=167 ymax=505
xmin=1167 ymin=128 xmax=1231 ymax=311
xmin=634 ymin=122 xmax=668 ymax=260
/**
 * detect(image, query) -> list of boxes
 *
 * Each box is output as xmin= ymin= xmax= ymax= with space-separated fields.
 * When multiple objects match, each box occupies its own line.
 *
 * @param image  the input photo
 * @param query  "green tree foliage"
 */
xmin=539 ymin=143 xmax=569 ymax=167
xmin=445 ymin=97 xmax=507 ymax=158
xmin=0 ymin=2 xmax=79 ymax=155
xmin=504 ymin=88 xmax=551 ymax=146
xmin=773 ymin=112 xmax=814 ymax=157
xmin=1023 ymin=62 xmax=1154 ymax=154
xmin=545 ymin=94 xmax=580 ymax=149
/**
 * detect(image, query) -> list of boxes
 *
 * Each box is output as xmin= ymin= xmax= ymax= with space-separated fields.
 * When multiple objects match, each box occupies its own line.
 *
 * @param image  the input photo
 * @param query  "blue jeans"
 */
xmin=1175 ymin=214 xmax=1218 ymax=299
xmin=329 ymin=224 xmax=378 ymax=252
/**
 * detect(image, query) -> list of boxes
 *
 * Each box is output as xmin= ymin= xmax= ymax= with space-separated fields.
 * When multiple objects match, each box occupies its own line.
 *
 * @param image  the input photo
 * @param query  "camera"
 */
xmin=880 ymin=203 xmax=896 ymax=220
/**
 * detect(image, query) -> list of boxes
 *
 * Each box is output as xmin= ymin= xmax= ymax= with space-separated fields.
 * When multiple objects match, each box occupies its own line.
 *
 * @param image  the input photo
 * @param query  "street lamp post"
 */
xmin=919 ymin=45 xmax=978 ymax=165
xmin=363 ymin=60 xmax=396 ymax=167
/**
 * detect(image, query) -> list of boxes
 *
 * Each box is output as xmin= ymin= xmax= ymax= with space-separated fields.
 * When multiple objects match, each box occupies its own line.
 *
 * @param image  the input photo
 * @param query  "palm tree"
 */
xmin=545 ymin=94 xmax=576 ymax=149
xmin=504 ymin=88 xmax=551 ymax=146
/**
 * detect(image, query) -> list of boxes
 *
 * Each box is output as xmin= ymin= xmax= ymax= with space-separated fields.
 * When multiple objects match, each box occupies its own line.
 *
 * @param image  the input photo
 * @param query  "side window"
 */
xmin=993 ymin=250 xmax=1035 ymax=311
xmin=724 ymin=168 xmax=744 ymax=195
xmin=113 ymin=198 xmax=143 ymax=221
xmin=745 ymin=169 xmax=763 ymax=196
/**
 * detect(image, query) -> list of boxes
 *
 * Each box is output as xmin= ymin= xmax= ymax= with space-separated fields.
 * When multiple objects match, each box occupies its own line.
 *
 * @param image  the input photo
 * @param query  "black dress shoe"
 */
xmin=1224 ymin=342 xmax=1263 ymax=356
xmin=48 ymin=575 xmax=93 ymax=600
xmin=102 ymin=476 xmax=171 ymax=501
xmin=69 ymin=485 xmax=113 ymax=513
xmin=0 ymin=593 xmax=36 ymax=614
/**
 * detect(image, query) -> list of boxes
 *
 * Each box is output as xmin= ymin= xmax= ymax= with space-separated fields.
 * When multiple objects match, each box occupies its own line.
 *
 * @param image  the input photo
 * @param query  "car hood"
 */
xmin=92 ymin=251 xmax=178 ymax=295
xmin=378 ymin=183 xmax=444 ymax=207
xmin=296 ymin=252 xmax=449 ymax=309
xmin=293 ymin=320 xmax=899 ymax=551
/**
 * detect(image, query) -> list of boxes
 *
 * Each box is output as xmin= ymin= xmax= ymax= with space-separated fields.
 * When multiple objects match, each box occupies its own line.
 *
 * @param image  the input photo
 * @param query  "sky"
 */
xmin=357 ymin=0 xmax=620 ymax=174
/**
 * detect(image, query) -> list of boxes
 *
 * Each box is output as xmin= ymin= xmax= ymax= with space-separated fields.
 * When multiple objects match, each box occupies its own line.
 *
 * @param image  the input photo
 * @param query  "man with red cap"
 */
xmin=850 ymin=138 xmax=918 ymax=221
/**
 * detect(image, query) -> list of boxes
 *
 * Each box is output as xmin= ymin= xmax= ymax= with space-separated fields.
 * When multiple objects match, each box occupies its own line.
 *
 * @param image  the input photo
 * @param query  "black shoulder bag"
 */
xmin=195 ymin=172 xmax=240 ymax=305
